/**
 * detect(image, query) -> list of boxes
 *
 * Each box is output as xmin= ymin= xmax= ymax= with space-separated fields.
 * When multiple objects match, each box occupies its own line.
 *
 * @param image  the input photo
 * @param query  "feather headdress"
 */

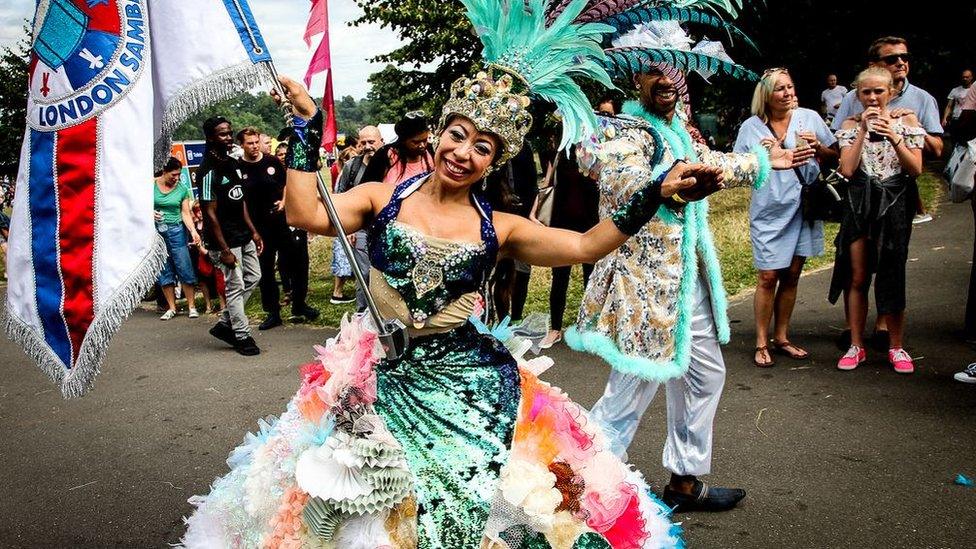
xmin=551 ymin=0 xmax=760 ymax=100
xmin=444 ymin=0 xmax=615 ymax=156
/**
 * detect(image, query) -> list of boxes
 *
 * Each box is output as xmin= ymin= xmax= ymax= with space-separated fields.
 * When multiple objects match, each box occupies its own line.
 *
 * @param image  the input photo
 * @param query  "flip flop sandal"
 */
xmin=772 ymin=340 xmax=809 ymax=360
xmin=753 ymin=346 xmax=775 ymax=368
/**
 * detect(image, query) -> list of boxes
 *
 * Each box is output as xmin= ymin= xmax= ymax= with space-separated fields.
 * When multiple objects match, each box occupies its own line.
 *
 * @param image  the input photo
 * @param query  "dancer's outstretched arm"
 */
xmin=496 ymin=162 xmax=723 ymax=267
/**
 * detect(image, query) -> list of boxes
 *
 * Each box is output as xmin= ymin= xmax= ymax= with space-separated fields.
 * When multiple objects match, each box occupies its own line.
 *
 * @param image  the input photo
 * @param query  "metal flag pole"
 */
xmin=263 ymin=61 xmax=408 ymax=360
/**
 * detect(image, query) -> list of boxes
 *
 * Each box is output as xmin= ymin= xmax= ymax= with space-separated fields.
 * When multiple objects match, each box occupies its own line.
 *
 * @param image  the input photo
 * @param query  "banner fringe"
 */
xmin=153 ymin=62 xmax=273 ymax=168
xmin=4 ymin=235 xmax=168 ymax=398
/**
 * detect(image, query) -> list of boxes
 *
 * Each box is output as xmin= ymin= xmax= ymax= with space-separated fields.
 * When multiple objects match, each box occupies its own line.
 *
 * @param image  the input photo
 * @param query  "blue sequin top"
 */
xmin=367 ymin=174 xmax=499 ymax=325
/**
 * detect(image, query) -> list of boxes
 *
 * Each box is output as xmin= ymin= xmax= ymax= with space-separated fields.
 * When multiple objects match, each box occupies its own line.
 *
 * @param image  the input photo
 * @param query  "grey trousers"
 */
xmin=589 ymin=275 xmax=727 ymax=476
xmin=210 ymin=240 xmax=261 ymax=339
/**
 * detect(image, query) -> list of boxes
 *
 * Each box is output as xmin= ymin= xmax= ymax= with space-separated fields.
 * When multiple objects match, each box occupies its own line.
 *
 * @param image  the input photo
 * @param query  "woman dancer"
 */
xmin=830 ymin=67 xmax=924 ymax=373
xmin=180 ymin=2 xmax=725 ymax=547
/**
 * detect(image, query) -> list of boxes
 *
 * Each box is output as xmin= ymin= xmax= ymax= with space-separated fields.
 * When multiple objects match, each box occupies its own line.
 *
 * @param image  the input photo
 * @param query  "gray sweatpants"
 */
xmin=210 ymin=240 xmax=261 ymax=339
xmin=351 ymin=230 xmax=371 ymax=312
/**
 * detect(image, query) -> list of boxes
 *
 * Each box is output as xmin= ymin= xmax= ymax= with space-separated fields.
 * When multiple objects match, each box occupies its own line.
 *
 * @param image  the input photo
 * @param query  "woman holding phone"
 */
xmin=734 ymin=68 xmax=837 ymax=367
xmin=829 ymin=67 xmax=925 ymax=373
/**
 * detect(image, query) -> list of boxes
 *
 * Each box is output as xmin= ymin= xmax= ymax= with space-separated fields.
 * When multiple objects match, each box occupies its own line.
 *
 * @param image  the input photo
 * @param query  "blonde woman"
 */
xmin=734 ymin=68 xmax=836 ymax=367
xmin=829 ymin=67 xmax=924 ymax=374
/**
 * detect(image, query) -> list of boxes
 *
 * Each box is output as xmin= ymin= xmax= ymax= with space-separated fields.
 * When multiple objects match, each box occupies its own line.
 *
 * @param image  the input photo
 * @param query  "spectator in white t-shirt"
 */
xmin=943 ymin=68 xmax=973 ymax=131
xmin=821 ymin=74 xmax=847 ymax=124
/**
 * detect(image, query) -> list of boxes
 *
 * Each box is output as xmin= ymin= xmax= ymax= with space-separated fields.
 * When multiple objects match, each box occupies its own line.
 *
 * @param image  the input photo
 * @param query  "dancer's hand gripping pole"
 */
xmin=264 ymin=63 xmax=408 ymax=360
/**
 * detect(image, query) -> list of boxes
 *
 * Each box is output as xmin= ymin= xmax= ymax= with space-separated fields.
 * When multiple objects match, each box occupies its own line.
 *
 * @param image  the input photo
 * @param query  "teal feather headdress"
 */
xmin=555 ymin=0 xmax=761 ymax=94
xmin=443 ymin=0 xmax=615 ymax=157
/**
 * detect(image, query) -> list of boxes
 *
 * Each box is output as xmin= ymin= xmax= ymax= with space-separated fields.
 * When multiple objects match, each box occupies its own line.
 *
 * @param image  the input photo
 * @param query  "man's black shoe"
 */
xmin=209 ymin=322 xmax=236 ymax=347
xmin=292 ymin=305 xmax=320 ymax=321
xmin=259 ymin=313 xmax=283 ymax=331
xmin=663 ymin=480 xmax=746 ymax=513
xmin=234 ymin=336 xmax=261 ymax=356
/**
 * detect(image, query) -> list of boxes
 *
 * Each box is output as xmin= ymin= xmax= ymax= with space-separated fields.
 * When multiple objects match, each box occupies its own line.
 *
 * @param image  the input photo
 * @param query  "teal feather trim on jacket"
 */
xmin=568 ymin=99 xmax=754 ymax=380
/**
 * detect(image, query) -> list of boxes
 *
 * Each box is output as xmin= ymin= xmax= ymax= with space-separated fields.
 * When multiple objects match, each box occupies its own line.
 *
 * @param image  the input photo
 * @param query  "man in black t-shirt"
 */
xmin=237 ymin=127 xmax=318 ymax=330
xmin=196 ymin=117 xmax=263 ymax=356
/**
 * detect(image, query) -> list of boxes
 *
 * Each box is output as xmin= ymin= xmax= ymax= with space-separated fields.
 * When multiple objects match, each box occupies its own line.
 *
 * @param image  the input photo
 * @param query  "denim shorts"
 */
xmin=157 ymin=222 xmax=197 ymax=286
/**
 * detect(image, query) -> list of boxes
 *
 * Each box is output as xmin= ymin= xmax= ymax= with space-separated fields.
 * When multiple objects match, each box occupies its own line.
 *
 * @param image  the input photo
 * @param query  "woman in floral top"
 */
xmin=830 ymin=67 xmax=925 ymax=374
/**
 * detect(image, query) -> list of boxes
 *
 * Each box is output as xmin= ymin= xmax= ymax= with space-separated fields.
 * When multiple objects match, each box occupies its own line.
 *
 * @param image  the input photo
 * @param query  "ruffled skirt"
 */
xmin=180 ymin=316 xmax=683 ymax=548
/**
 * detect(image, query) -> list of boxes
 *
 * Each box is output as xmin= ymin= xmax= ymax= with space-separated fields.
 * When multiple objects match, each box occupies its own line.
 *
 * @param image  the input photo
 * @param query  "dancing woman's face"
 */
xmin=434 ymin=117 xmax=500 ymax=187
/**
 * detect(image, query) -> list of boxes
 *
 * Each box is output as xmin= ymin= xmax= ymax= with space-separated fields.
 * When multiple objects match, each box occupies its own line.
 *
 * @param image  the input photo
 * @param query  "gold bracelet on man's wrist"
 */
xmin=671 ymin=193 xmax=687 ymax=204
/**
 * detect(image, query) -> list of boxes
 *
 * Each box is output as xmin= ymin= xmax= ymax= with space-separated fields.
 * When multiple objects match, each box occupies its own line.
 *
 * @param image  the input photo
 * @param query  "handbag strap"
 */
xmin=765 ymin=120 xmax=806 ymax=184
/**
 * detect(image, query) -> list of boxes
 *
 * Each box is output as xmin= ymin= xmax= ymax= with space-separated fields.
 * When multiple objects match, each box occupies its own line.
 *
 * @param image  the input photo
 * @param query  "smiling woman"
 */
xmin=175 ymin=1 xmax=733 ymax=544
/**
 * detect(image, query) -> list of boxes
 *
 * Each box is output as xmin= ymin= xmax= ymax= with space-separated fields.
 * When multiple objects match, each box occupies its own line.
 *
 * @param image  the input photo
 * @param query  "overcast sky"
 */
xmin=0 ymin=0 xmax=404 ymax=99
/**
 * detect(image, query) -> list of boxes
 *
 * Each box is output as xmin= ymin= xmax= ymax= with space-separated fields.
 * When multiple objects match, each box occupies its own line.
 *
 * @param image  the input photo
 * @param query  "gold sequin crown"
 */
xmin=436 ymin=67 xmax=533 ymax=166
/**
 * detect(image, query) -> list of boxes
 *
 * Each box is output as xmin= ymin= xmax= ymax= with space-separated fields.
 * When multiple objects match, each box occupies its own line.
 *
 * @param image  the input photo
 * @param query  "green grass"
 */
xmin=0 ymin=169 xmax=944 ymax=330
xmin=250 ymin=170 xmax=943 ymax=329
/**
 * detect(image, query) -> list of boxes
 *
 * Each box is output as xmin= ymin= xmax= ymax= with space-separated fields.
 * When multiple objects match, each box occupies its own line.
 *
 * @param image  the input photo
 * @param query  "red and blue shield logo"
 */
xmin=28 ymin=0 xmax=147 ymax=131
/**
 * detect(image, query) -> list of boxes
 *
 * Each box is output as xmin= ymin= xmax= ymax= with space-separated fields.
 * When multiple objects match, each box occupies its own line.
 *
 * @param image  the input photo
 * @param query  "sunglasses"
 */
xmin=405 ymin=110 xmax=426 ymax=119
xmin=762 ymin=67 xmax=789 ymax=77
xmin=879 ymin=53 xmax=911 ymax=65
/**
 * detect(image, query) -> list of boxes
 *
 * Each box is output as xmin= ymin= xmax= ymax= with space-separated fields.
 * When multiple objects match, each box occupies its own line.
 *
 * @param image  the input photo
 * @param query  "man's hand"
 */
xmin=274 ymin=200 xmax=285 ymax=213
xmin=153 ymin=210 xmax=163 ymax=222
xmin=219 ymin=249 xmax=237 ymax=268
xmin=889 ymin=107 xmax=916 ymax=119
xmin=253 ymin=233 xmax=264 ymax=256
xmin=661 ymin=162 xmax=724 ymax=201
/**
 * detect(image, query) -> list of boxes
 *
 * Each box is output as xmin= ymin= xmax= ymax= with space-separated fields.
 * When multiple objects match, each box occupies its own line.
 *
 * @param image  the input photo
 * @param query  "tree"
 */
xmin=172 ymin=92 xmax=287 ymax=141
xmin=0 ymin=24 xmax=30 ymax=177
xmin=353 ymin=0 xmax=481 ymax=107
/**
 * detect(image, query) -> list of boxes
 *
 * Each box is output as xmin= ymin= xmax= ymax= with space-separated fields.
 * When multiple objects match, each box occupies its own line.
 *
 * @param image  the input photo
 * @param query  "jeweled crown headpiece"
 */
xmin=439 ymin=0 xmax=615 ymax=165
xmin=438 ymin=69 xmax=533 ymax=166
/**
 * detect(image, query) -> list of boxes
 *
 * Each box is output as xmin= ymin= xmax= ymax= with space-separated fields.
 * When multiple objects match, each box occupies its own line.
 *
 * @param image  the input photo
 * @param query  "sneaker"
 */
xmin=159 ymin=309 xmax=177 ymax=321
xmin=188 ymin=308 xmax=199 ymax=319
xmin=330 ymin=294 xmax=355 ymax=304
xmin=888 ymin=348 xmax=915 ymax=374
xmin=539 ymin=330 xmax=562 ymax=349
xmin=954 ymin=363 xmax=976 ymax=384
xmin=259 ymin=313 xmax=282 ymax=331
xmin=209 ymin=322 xmax=236 ymax=347
xmin=234 ymin=336 xmax=261 ymax=356
xmin=837 ymin=345 xmax=866 ymax=371
xmin=912 ymin=213 xmax=933 ymax=225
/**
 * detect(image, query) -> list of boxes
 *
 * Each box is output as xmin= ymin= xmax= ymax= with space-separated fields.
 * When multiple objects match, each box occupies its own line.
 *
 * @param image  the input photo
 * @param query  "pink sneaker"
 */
xmin=837 ymin=346 xmax=866 ymax=371
xmin=888 ymin=348 xmax=915 ymax=374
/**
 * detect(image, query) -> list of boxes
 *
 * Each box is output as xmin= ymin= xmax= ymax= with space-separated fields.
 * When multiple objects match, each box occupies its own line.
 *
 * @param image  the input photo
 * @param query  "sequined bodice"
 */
xmin=367 ymin=175 xmax=498 ymax=327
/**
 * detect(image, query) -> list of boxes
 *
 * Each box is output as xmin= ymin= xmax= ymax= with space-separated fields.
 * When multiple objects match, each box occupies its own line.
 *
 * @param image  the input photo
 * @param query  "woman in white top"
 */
xmin=829 ymin=67 xmax=925 ymax=374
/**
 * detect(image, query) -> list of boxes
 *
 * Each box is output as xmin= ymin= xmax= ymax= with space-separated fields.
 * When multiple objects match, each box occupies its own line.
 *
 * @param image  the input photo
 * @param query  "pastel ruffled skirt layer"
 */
xmin=180 ymin=316 xmax=683 ymax=549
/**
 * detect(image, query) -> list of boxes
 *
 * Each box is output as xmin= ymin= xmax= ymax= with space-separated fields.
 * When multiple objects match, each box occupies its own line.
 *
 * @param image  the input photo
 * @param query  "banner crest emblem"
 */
xmin=28 ymin=0 xmax=147 ymax=131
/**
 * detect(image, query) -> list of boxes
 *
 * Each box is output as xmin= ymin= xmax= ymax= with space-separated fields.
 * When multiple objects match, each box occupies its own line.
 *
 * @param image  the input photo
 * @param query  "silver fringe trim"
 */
xmin=153 ymin=62 xmax=273 ymax=168
xmin=3 ymin=235 xmax=168 ymax=399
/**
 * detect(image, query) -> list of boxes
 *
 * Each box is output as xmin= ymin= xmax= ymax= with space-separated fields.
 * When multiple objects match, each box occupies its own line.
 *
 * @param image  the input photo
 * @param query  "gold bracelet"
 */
xmin=672 ymin=193 xmax=687 ymax=204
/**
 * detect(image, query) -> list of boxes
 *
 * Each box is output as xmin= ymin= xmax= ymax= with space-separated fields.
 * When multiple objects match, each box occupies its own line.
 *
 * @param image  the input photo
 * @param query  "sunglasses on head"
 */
xmin=405 ymin=110 xmax=426 ymax=119
xmin=879 ymin=53 xmax=911 ymax=65
xmin=762 ymin=67 xmax=789 ymax=76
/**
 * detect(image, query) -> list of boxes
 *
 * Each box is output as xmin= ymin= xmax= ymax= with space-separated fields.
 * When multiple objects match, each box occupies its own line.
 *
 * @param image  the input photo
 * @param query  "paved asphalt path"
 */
xmin=2 ymin=199 xmax=975 ymax=548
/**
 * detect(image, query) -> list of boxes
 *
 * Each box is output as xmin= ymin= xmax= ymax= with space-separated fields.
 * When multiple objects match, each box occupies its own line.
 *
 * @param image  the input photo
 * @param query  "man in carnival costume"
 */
xmin=564 ymin=8 xmax=811 ymax=513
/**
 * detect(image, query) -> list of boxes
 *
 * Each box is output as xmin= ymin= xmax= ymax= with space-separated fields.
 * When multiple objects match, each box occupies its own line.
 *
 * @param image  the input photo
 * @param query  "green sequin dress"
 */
xmin=181 ymin=175 xmax=683 ymax=549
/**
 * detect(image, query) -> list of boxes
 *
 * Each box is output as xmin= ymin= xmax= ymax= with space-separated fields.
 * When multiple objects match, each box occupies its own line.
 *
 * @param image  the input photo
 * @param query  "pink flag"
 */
xmin=304 ymin=0 xmax=327 ymax=46
xmin=304 ymin=0 xmax=339 ymax=181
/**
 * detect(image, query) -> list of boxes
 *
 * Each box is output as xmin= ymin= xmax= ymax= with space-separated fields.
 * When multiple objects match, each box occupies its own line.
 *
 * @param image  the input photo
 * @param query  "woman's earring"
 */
xmin=481 ymin=178 xmax=488 ymax=191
